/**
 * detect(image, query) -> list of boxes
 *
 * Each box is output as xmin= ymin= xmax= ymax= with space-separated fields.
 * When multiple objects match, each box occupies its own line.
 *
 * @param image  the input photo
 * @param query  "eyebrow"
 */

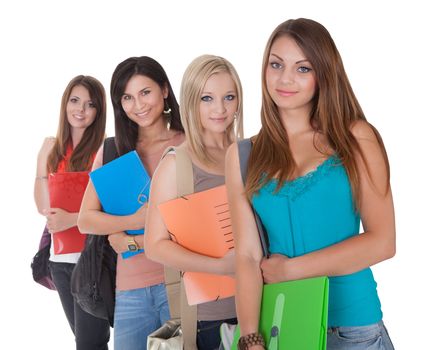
xmin=270 ymin=53 xmax=309 ymax=64
xmin=123 ymin=87 xmax=151 ymax=95
xmin=70 ymin=95 xmax=81 ymax=100
xmin=201 ymin=90 xmax=236 ymax=95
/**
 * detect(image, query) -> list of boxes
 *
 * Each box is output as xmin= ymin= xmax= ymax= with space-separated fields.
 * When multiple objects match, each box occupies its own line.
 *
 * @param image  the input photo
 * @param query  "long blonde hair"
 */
xmin=246 ymin=18 xmax=389 ymax=209
xmin=180 ymin=54 xmax=244 ymax=164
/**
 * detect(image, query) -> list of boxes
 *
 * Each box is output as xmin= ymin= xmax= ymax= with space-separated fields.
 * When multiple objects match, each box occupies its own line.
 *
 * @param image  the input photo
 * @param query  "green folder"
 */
xmin=231 ymin=276 xmax=329 ymax=350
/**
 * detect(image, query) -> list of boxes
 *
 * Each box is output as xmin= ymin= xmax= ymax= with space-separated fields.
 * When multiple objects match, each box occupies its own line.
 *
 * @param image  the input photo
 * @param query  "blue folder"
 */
xmin=90 ymin=151 xmax=150 ymax=259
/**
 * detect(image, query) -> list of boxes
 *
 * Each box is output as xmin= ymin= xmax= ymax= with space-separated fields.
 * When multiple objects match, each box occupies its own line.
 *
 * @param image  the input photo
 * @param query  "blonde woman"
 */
xmin=145 ymin=55 xmax=243 ymax=350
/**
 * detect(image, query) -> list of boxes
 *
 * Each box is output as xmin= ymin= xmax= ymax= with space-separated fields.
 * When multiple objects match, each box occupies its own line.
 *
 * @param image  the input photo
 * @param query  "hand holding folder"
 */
xmin=90 ymin=151 xmax=150 ymax=259
xmin=48 ymin=171 xmax=89 ymax=254
xmin=158 ymin=185 xmax=236 ymax=305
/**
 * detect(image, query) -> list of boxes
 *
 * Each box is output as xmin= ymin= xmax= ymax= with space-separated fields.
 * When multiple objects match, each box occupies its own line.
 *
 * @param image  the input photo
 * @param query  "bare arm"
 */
xmin=225 ymin=143 xmax=264 ymax=340
xmin=144 ymin=152 xmax=234 ymax=275
xmin=77 ymin=145 xmax=146 ymax=235
xmin=34 ymin=137 xmax=55 ymax=215
xmin=261 ymin=121 xmax=396 ymax=283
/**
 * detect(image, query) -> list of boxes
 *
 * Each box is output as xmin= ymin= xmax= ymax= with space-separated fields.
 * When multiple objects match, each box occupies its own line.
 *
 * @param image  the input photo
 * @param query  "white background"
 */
xmin=0 ymin=0 xmax=433 ymax=348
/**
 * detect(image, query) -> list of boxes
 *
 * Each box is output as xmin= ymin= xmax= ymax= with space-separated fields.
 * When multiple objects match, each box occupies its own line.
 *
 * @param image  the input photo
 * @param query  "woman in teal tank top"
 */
xmin=226 ymin=19 xmax=395 ymax=350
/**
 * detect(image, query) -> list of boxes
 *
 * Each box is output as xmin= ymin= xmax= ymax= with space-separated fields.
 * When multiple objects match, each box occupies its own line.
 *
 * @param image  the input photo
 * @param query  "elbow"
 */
xmin=380 ymin=232 xmax=396 ymax=261
xmin=77 ymin=212 xmax=92 ymax=234
xmin=143 ymin=238 xmax=157 ymax=261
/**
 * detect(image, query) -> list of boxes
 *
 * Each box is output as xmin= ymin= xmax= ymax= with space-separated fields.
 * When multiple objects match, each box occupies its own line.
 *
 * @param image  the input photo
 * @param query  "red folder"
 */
xmin=48 ymin=171 xmax=89 ymax=254
xmin=158 ymin=185 xmax=235 ymax=305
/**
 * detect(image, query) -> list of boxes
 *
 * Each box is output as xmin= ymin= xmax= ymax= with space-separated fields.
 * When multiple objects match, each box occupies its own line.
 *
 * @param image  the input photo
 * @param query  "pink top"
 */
xmin=93 ymin=132 xmax=184 ymax=291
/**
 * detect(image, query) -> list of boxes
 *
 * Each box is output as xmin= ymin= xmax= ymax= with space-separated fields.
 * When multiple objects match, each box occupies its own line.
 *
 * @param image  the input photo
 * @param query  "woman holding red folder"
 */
xmin=145 ymin=55 xmax=244 ymax=350
xmin=78 ymin=56 xmax=184 ymax=350
xmin=34 ymin=75 xmax=109 ymax=349
xmin=226 ymin=19 xmax=395 ymax=349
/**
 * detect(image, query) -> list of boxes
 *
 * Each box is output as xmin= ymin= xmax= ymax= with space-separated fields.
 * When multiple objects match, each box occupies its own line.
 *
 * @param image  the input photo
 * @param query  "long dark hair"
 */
xmin=246 ymin=18 xmax=389 ymax=208
xmin=110 ymin=56 xmax=183 ymax=155
xmin=47 ymin=75 xmax=106 ymax=172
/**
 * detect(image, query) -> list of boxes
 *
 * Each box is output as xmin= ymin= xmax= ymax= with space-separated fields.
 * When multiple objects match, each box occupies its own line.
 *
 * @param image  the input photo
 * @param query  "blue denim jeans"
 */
xmin=114 ymin=283 xmax=170 ymax=350
xmin=327 ymin=321 xmax=395 ymax=350
xmin=49 ymin=261 xmax=110 ymax=350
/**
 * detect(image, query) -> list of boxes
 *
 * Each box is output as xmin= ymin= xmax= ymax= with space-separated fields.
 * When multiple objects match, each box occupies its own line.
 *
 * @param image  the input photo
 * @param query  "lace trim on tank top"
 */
xmin=261 ymin=155 xmax=341 ymax=200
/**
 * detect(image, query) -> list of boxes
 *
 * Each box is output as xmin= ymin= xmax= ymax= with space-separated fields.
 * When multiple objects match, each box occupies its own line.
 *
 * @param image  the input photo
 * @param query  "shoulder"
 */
xmin=350 ymin=120 xmax=378 ymax=142
xmin=226 ymin=142 xmax=240 ymax=164
xmin=91 ymin=144 xmax=104 ymax=171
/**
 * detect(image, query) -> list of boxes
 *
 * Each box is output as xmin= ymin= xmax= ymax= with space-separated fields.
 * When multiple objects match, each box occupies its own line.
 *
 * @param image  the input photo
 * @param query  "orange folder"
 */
xmin=48 ymin=171 xmax=89 ymax=254
xmin=158 ymin=185 xmax=235 ymax=305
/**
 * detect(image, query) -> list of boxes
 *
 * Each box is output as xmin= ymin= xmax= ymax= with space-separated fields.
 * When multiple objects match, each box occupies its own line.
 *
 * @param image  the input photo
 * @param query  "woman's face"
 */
xmin=66 ymin=85 xmax=97 ymax=130
xmin=199 ymin=72 xmax=238 ymax=135
xmin=266 ymin=36 xmax=317 ymax=115
xmin=121 ymin=74 xmax=167 ymax=128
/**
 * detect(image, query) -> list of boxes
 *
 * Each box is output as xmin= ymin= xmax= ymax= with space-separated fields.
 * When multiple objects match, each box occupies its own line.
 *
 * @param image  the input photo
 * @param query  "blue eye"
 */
xmin=270 ymin=62 xmax=282 ymax=69
xmin=298 ymin=66 xmax=312 ymax=73
xmin=201 ymin=95 xmax=212 ymax=102
xmin=225 ymin=94 xmax=236 ymax=101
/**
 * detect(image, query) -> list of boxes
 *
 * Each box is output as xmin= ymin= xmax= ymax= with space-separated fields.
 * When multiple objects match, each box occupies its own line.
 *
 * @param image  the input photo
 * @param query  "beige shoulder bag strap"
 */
xmin=161 ymin=146 xmax=198 ymax=350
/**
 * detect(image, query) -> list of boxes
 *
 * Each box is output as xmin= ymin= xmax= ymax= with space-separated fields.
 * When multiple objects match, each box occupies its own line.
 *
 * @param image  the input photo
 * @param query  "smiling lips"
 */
xmin=73 ymin=113 xmax=85 ymax=120
xmin=135 ymin=109 xmax=151 ymax=118
xmin=276 ymin=89 xmax=298 ymax=97
xmin=210 ymin=116 xmax=227 ymax=122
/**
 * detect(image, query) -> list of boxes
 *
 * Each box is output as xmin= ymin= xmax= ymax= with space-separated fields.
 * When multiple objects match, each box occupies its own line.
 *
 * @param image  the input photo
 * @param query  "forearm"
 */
xmin=34 ymin=157 xmax=50 ymax=214
xmin=77 ymin=210 xmax=141 ymax=235
xmin=236 ymin=255 xmax=263 ymax=336
xmin=34 ymin=178 xmax=50 ymax=215
xmin=288 ymin=230 xmax=396 ymax=280
xmin=146 ymin=239 xmax=230 ymax=275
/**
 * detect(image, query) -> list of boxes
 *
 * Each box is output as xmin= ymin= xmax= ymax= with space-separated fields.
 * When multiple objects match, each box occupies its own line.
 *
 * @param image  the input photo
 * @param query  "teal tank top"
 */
xmin=252 ymin=156 xmax=382 ymax=327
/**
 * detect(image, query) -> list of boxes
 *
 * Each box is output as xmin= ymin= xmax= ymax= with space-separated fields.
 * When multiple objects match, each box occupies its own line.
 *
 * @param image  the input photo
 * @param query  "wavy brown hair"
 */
xmin=47 ymin=75 xmax=106 ymax=172
xmin=246 ymin=18 xmax=389 ymax=209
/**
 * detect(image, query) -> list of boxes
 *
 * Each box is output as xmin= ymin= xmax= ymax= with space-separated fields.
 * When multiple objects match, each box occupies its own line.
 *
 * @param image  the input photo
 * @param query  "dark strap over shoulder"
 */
xmin=237 ymin=139 xmax=270 ymax=258
xmin=237 ymin=138 xmax=252 ymax=186
xmin=103 ymin=137 xmax=119 ymax=165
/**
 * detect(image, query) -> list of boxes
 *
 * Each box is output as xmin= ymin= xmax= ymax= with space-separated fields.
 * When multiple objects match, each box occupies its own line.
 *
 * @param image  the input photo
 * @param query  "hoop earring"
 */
xmin=163 ymin=98 xmax=172 ymax=130
xmin=163 ymin=99 xmax=172 ymax=115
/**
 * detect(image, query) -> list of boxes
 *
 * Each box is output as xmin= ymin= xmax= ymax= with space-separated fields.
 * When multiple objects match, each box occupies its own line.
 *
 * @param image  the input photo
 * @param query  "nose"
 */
xmin=214 ymin=99 xmax=227 ymax=114
xmin=134 ymin=96 xmax=145 ymax=111
xmin=279 ymin=67 xmax=295 ymax=85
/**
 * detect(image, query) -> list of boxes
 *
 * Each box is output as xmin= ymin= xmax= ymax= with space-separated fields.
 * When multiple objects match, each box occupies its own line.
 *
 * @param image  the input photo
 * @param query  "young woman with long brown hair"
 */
xmin=34 ymin=75 xmax=109 ymax=349
xmin=226 ymin=18 xmax=395 ymax=350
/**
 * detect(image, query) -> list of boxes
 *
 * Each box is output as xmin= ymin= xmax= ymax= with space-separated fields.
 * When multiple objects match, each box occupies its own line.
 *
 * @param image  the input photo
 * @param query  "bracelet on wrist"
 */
xmin=237 ymin=332 xmax=265 ymax=350
xmin=36 ymin=176 xmax=48 ymax=180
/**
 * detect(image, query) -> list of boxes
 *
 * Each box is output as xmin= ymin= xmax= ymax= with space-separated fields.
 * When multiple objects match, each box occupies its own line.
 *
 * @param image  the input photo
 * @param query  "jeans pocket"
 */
xmin=335 ymin=323 xmax=382 ymax=344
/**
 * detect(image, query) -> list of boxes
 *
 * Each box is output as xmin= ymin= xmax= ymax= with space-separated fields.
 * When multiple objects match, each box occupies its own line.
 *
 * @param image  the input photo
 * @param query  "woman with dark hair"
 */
xmin=78 ymin=56 xmax=184 ymax=350
xmin=226 ymin=19 xmax=395 ymax=349
xmin=34 ymin=75 xmax=109 ymax=349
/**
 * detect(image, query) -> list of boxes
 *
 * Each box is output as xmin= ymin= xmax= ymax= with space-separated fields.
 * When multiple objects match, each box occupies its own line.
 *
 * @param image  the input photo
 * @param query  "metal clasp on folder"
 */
xmin=137 ymin=179 xmax=151 ymax=205
xmin=269 ymin=293 xmax=285 ymax=350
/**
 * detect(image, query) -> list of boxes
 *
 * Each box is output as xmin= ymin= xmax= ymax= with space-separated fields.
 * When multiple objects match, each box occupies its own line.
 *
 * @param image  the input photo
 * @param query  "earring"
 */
xmin=233 ymin=112 xmax=238 ymax=120
xmin=163 ymin=99 xmax=172 ymax=115
xmin=163 ymin=98 xmax=172 ymax=130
